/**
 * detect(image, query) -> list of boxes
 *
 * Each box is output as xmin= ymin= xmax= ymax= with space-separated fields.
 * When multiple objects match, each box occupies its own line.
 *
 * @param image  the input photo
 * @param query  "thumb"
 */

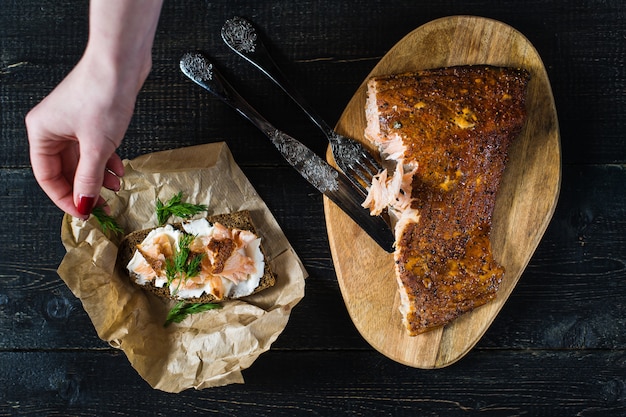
xmin=73 ymin=144 xmax=110 ymax=217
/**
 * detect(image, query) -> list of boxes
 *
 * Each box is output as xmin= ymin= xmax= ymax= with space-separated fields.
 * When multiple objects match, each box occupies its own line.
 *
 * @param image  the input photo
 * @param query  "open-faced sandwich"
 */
xmin=362 ymin=65 xmax=530 ymax=335
xmin=118 ymin=209 xmax=275 ymax=304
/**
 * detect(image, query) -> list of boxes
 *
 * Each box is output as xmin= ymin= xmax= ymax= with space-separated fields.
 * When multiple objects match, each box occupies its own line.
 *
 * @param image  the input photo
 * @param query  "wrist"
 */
xmin=82 ymin=40 xmax=152 ymax=96
xmin=84 ymin=0 xmax=163 ymax=94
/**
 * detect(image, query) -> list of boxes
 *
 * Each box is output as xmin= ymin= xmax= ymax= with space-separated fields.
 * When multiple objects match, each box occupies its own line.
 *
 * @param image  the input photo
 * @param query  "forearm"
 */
xmin=84 ymin=0 xmax=164 ymax=94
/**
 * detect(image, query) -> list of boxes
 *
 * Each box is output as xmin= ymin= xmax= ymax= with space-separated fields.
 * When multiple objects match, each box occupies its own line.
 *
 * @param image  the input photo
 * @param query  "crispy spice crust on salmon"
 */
xmin=117 ymin=210 xmax=276 ymax=304
xmin=364 ymin=65 xmax=530 ymax=335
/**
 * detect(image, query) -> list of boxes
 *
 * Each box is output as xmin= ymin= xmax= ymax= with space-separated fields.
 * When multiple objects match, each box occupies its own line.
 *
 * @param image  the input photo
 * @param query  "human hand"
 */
xmin=25 ymin=0 xmax=163 ymax=219
xmin=26 ymin=52 xmax=135 ymax=218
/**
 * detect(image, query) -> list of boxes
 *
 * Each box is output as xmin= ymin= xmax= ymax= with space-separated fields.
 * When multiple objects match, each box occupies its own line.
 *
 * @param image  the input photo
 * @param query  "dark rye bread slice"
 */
xmin=117 ymin=210 xmax=276 ymax=303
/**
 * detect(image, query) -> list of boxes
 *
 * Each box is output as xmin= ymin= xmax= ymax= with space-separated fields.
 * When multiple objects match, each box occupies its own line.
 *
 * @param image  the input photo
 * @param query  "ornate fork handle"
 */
xmin=221 ymin=17 xmax=382 ymax=192
xmin=222 ymin=16 xmax=333 ymax=138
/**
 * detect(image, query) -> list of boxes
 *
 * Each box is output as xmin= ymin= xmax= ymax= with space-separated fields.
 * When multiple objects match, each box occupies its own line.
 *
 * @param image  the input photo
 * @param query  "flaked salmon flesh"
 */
xmin=363 ymin=65 xmax=530 ymax=335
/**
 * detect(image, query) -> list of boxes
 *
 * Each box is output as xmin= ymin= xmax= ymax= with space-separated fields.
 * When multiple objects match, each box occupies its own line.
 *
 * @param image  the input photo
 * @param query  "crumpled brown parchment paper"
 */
xmin=58 ymin=142 xmax=307 ymax=392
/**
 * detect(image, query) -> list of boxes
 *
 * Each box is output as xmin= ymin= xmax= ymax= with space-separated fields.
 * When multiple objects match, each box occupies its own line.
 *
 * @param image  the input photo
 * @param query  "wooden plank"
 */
xmin=0 ymin=0 xmax=624 ymax=415
xmin=0 ymin=350 xmax=624 ymax=415
xmin=1 ymin=163 xmax=624 ymax=352
xmin=2 ymin=1 xmax=625 ymax=168
xmin=481 ymin=164 xmax=626 ymax=349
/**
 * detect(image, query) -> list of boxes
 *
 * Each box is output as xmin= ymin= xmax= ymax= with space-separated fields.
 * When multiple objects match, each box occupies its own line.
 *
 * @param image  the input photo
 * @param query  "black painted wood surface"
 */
xmin=1 ymin=1 xmax=625 ymax=415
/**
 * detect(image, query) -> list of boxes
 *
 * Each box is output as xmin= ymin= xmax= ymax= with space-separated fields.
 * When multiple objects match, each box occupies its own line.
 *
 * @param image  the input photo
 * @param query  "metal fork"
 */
xmin=179 ymin=52 xmax=395 ymax=252
xmin=221 ymin=16 xmax=382 ymax=195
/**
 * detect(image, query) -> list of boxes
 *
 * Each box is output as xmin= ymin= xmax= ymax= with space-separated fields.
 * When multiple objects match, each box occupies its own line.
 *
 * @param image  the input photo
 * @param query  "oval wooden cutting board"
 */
xmin=323 ymin=16 xmax=561 ymax=368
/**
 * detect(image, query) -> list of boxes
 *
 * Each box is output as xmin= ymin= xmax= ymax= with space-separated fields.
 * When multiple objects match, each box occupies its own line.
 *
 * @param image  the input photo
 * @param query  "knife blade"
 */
xmin=179 ymin=52 xmax=395 ymax=253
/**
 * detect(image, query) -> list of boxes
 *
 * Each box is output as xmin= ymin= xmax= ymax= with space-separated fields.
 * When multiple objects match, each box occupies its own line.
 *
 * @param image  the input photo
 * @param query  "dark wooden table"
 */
xmin=2 ymin=1 xmax=625 ymax=415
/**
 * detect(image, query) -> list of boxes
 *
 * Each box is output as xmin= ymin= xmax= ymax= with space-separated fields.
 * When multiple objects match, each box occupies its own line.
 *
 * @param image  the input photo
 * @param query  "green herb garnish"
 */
xmin=162 ymin=235 xmax=215 ymax=326
xmin=164 ymin=301 xmax=222 ymax=327
xmin=156 ymin=192 xmax=208 ymax=226
xmin=91 ymin=206 xmax=124 ymax=235
xmin=185 ymin=249 xmax=204 ymax=278
xmin=165 ymin=233 xmax=204 ymax=294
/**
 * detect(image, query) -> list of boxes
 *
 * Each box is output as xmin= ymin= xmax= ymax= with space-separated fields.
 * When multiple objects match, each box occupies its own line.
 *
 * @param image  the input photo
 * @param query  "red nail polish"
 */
xmin=77 ymin=195 xmax=96 ymax=216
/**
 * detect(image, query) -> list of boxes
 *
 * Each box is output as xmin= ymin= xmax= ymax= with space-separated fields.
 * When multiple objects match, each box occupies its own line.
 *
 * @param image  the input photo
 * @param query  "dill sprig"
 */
xmin=156 ymin=192 xmax=208 ymax=226
xmin=185 ymin=250 xmax=204 ymax=278
xmin=91 ymin=206 xmax=124 ymax=235
xmin=164 ymin=301 xmax=222 ymax=327
xmin=162 ymin=233 xmax=214 ymax=326
xmin=165 ymin=233 xmax=204 ymax=294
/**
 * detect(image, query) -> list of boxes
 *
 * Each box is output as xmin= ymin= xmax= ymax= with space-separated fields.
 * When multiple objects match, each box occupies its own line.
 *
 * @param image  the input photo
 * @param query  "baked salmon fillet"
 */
xmin=363 ymin=65 xmax=530 ymax=335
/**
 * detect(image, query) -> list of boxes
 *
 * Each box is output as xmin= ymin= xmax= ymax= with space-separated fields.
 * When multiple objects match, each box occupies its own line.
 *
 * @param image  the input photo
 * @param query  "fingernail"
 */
xmin=77 ymin=195 xmax=96 ymax=216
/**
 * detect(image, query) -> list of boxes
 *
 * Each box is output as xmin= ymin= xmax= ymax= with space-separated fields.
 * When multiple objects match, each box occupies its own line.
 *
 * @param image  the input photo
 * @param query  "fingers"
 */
xmin=103 ymin=153 xmax=124 ymax=191
xmin=27 ymin=128 xmax=85 ymax=218
xmin=31 ymin=147 xmax=124 ymax=219
xmin=30 ymin=152 xmax=82 ymax=218
xmin=106 ymin=152 xmax=125 ymax=177
xmin=29 ymin=134 xmax=124 ymax=219
xmin=73 ymin=140 xmax=119 ymax=217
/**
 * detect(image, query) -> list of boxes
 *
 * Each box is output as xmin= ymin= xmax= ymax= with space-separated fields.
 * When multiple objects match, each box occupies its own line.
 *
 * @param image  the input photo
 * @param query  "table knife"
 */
xmin=220 ymin=16 xmax=383 ymax=195
xmin=180 ymin=52 xmax=395 ymax=253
